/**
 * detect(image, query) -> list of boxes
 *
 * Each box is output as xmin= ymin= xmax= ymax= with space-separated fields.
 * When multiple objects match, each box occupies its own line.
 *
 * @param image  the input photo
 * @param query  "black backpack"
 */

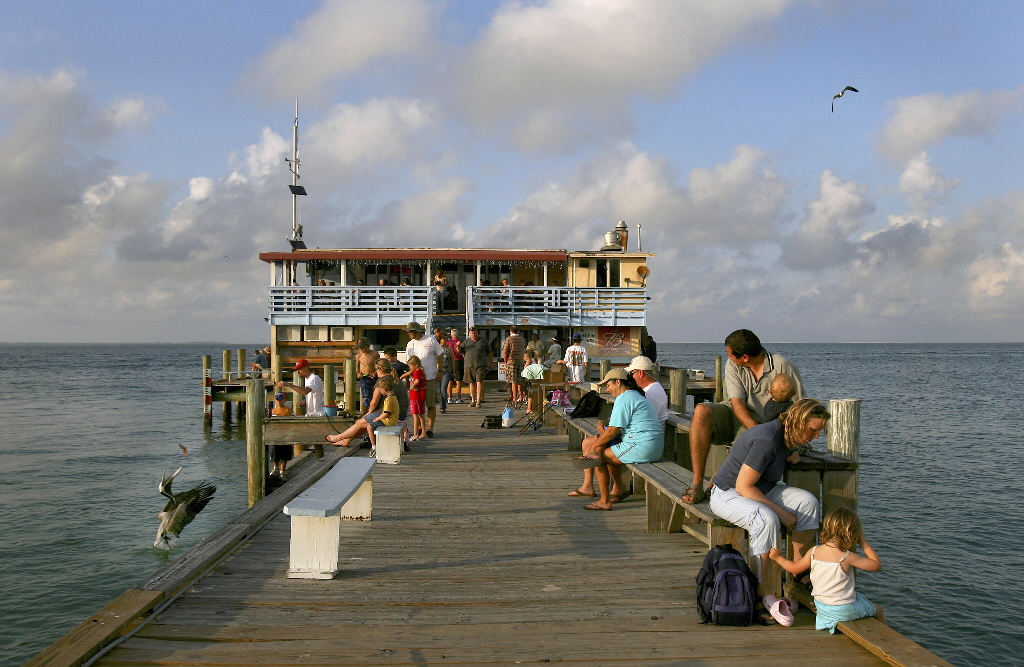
xmin=696 ymin=544 xmax=759 ymax=626
xmin=570 ymin=390 xmax=603 ymax=418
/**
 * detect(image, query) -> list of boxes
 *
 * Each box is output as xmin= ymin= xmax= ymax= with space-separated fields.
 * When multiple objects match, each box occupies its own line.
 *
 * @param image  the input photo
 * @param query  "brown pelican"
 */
xmin=154 ymin=463 xmax=216 ymax=548
xmin=832 ymin=86 xmax=859 ymax=112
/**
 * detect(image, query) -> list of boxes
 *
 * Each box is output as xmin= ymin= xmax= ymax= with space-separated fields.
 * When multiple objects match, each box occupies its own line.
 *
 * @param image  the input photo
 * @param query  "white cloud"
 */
xmin=305 ymin=98 xmax=440 ymax=176
xmin=897 ymin=152 xmax=960 ymax=213
xmin=244 ymin=0 xmax=434 ymax=100
xmin=365 ymin=178 xmax=472 ymax=247
xmin=475 ymin=142 xmax=786 ymax=252
xmin=876 ymin=88 xmax=1024 ymax=163
xmin=780 ymin=170 xmax=874 ymax=270
xmin=967 ymin=243 xmax=1024 ymax=303
xmin=103 ymin=96 xmax=164 ymax=130
xmin=448 ymin=0 xmax=794 ymax=151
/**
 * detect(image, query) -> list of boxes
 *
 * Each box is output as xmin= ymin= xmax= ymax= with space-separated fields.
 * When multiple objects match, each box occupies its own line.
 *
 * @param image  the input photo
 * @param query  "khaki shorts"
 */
xmin=464 ymin=366 xmax=487 ymax=384
xmin=705 ymin=401 xmax=751 ymax=444
xmin=425 ymin=379 xmax=439 ymax=408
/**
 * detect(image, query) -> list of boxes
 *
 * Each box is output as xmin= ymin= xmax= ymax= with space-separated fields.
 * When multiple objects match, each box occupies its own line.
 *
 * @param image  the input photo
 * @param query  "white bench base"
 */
xmin=283 ymin=458 xmax=375 ymax=579
xmin=374 ymin=423 xmax=405 ymax=464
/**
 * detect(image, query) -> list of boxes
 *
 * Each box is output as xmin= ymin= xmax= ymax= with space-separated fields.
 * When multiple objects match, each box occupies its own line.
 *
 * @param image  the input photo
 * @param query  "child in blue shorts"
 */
xmin=770 ymin=506 xmax=885 ymax=632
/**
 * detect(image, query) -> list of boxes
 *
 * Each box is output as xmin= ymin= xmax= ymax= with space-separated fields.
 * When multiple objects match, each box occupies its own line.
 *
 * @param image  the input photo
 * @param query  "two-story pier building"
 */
xmin=259 ymin=222 xmax=653 ymax=379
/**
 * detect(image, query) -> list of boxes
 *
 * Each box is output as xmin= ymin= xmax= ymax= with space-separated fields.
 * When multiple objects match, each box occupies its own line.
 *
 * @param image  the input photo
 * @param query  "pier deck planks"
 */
xmin=96 ymin=393 xmax=890 ymax=666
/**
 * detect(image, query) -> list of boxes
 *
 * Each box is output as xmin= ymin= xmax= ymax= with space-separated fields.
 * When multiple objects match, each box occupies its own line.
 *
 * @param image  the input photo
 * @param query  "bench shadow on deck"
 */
xmin=96 ymin=399 xmax=890 ymax=666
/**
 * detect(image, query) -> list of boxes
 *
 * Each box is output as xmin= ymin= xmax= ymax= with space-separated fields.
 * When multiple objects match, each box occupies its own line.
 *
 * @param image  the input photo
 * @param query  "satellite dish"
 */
xmin=637 ymin=266 xmax=650 ymax=279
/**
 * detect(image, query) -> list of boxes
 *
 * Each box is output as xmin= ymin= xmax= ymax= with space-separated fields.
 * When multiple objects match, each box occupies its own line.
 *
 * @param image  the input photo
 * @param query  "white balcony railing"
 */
xmin=466 ymin=286 xmax=647 ymax=328
xmin=268 ymin=286 xmax=434 ymax=326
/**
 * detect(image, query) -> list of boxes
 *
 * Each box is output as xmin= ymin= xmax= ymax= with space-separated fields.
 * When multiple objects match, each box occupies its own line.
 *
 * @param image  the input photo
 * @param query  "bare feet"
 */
xmin=330 ymin=437 xmax=352 ymax=447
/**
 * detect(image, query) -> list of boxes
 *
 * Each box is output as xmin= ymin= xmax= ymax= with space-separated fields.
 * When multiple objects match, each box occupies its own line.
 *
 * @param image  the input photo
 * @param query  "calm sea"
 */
xmin=2 ymin=342 xmax=1021 ymax=666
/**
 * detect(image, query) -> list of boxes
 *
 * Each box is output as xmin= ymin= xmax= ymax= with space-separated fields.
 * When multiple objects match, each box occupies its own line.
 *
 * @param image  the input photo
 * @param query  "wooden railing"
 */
xmin=267 ymin=286 xmax=434 ymax=326
xmin=466 ymin=286 xmax=647 ymax=328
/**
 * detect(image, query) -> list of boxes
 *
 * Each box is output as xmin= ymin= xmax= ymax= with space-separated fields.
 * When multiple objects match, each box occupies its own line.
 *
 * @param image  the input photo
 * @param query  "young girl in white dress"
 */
xmin=770 ymin=506 xmax=885 ymax=632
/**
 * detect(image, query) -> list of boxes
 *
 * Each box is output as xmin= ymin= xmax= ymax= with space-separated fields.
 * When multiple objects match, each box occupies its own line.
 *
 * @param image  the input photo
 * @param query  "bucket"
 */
xmin=324 ymin=406 xmax=338 ymax=416
xmin=502 ymin=406 xmax=514 ymax=427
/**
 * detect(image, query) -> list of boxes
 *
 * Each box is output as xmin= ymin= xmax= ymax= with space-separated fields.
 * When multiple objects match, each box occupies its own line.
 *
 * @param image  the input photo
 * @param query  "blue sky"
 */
xmin=1 ymin=0 xmax=1023 ymax=343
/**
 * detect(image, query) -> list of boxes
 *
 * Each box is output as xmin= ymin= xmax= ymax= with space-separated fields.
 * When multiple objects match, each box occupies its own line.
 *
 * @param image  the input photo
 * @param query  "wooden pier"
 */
xmin=30 ymin=385 xmax=951 ymax=667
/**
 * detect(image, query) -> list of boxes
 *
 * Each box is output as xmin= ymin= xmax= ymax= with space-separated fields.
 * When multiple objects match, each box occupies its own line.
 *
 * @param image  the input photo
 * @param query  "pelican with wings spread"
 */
xmin=154 ymin=462 xmax=216 ymax=548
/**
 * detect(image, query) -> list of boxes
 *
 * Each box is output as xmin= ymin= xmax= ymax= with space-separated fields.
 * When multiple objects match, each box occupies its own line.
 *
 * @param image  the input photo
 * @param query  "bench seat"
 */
xmin=626 ymin=460 xmax=747 ymax=551
xmin=282 ymin=457 xmax=375 ymax=579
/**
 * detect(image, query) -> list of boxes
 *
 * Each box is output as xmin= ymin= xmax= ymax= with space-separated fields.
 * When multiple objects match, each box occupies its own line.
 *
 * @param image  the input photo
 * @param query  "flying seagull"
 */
xmin=154 ymin=462 xmax=216 ymax=548
xmin=832 ymin=86 xmax=859 ymax=112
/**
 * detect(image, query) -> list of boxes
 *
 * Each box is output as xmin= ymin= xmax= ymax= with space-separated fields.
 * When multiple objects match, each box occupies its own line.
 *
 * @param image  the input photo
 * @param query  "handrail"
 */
xmin=466 ymin=286 xmax=647 ymax=328
xmin=267 ymin=285 xmax=434 ymax=327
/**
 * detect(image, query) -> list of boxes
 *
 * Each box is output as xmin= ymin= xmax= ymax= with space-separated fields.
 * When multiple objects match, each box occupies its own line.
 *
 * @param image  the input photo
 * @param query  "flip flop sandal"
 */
xmin=681 ymin=485 xmax=706 ymax=504
xmin=610 ymin=492 xmax=631 ymax=503
xmin=567 ymin=489 xmax=595 ymax=497
xmin=584 ymin=502 xmax=612 ymax=511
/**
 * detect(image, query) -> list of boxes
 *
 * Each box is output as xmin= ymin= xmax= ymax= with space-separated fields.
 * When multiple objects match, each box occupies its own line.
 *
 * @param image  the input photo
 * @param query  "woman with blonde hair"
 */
xmin=708 ymin=398 xmax=828 ymax=596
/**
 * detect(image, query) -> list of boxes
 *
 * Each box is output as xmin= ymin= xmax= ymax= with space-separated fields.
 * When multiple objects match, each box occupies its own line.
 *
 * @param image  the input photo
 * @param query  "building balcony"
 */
xmin=268 ymin=286 xmax=434 ymax=326
xmin=466 ymin=286 xmax=647 ymax=328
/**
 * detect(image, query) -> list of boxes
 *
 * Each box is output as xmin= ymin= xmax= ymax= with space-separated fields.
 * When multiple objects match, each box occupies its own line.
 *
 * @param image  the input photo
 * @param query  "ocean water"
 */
xmin=2 ymin=342 xmax=1021 ymax=666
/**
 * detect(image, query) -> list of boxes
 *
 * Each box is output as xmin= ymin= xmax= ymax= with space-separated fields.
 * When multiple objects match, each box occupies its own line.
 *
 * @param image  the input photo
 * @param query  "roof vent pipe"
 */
xmin=616 ymin=220 xmax=628 ymax=251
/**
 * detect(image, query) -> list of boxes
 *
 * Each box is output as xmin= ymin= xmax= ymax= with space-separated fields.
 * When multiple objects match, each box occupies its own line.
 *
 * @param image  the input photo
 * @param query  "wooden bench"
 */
xmin=625 ymin=460 xmax=747 ymax=549
xmin=282 ymin=457 xmax=375 ymax=579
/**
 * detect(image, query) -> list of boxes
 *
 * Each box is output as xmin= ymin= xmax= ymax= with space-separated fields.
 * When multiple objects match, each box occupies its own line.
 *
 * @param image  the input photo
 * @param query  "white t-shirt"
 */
xmin=406 ymin=335 xmax=446 ymax=380
xmin=640 ymin=380 xmax=668 ymax=427
xmin=304 ymin=373 xmax=324 ymax=416
xmin=563 ymin=344 xmax=588 ymax=383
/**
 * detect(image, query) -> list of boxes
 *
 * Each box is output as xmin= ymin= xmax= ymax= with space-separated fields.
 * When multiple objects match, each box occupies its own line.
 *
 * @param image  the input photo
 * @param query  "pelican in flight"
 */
xmin=832 ymin=86 xmax=859 ymax=112
xmin=154 ymin=462 xmax=216 ymax=548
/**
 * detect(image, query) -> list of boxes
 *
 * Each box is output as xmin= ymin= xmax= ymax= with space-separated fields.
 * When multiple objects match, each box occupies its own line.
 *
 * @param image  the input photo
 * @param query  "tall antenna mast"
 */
xmin=285 ymin=97 xmax=307 ymax=248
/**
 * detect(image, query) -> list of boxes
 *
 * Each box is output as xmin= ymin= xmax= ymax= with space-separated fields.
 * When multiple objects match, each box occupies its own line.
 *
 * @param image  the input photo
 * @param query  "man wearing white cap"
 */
xmin=625 ymin=356 xmax=667 ymax=427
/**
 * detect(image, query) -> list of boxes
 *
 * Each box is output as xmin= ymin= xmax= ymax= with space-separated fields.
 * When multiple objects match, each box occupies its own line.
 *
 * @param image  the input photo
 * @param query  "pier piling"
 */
xmin=245 ymin=378 xmax=266 ymax=506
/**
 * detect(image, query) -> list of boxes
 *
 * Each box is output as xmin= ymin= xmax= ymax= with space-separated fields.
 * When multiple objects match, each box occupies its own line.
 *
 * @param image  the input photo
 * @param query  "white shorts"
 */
xmin=709 ymin=484 xmax=820 ymax=556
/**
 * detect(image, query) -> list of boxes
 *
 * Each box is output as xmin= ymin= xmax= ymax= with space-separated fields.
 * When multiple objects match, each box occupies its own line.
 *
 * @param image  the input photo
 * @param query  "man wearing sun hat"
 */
xmin=276 ymin=358 xmax=324 ymax=417
xmin=572 ymin=367 xmax=664 ymax=510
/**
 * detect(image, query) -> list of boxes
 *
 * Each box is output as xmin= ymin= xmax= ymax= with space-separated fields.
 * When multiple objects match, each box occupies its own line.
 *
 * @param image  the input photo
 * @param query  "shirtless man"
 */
xmin=355 ymin=339 xmax=380 ymax=411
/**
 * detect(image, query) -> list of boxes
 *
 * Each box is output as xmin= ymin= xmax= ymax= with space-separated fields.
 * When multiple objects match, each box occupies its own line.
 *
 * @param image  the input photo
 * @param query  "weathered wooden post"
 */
xmin=271 ymin=348 xmax=282 ymax=385
xmin=344 ymin=358 xmax=357 ymax=414
xmin=825 ymin=398 xmax=860 ymax=515
xmin=714 ymin=355 xmax=724 ymax=402
xmin=245 ymin=379 xmax=266 ymax=506
xmin=222 ymin=349 xmax=233 ymax=420
xmin=202 ymin=355 xmax=213 ymax=421
xmin=668 ymin=369 xmax=687 ymax=413
xmin=237 ymin=348 xmax=248 ymax=418
xmin=324 ymin=364 xmax=337 ymax=408
xmin=599 ymin=359 xmax=611 ymax=381
xmin=292 ymin=370 xmax=305 ymax=416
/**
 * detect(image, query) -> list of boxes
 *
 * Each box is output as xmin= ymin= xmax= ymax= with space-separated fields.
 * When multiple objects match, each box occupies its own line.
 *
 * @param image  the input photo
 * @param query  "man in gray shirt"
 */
xmin=459 ymin=326 xmax=491 ymax=408
xmin=681 ymin=329 xmax=804 ymax=504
